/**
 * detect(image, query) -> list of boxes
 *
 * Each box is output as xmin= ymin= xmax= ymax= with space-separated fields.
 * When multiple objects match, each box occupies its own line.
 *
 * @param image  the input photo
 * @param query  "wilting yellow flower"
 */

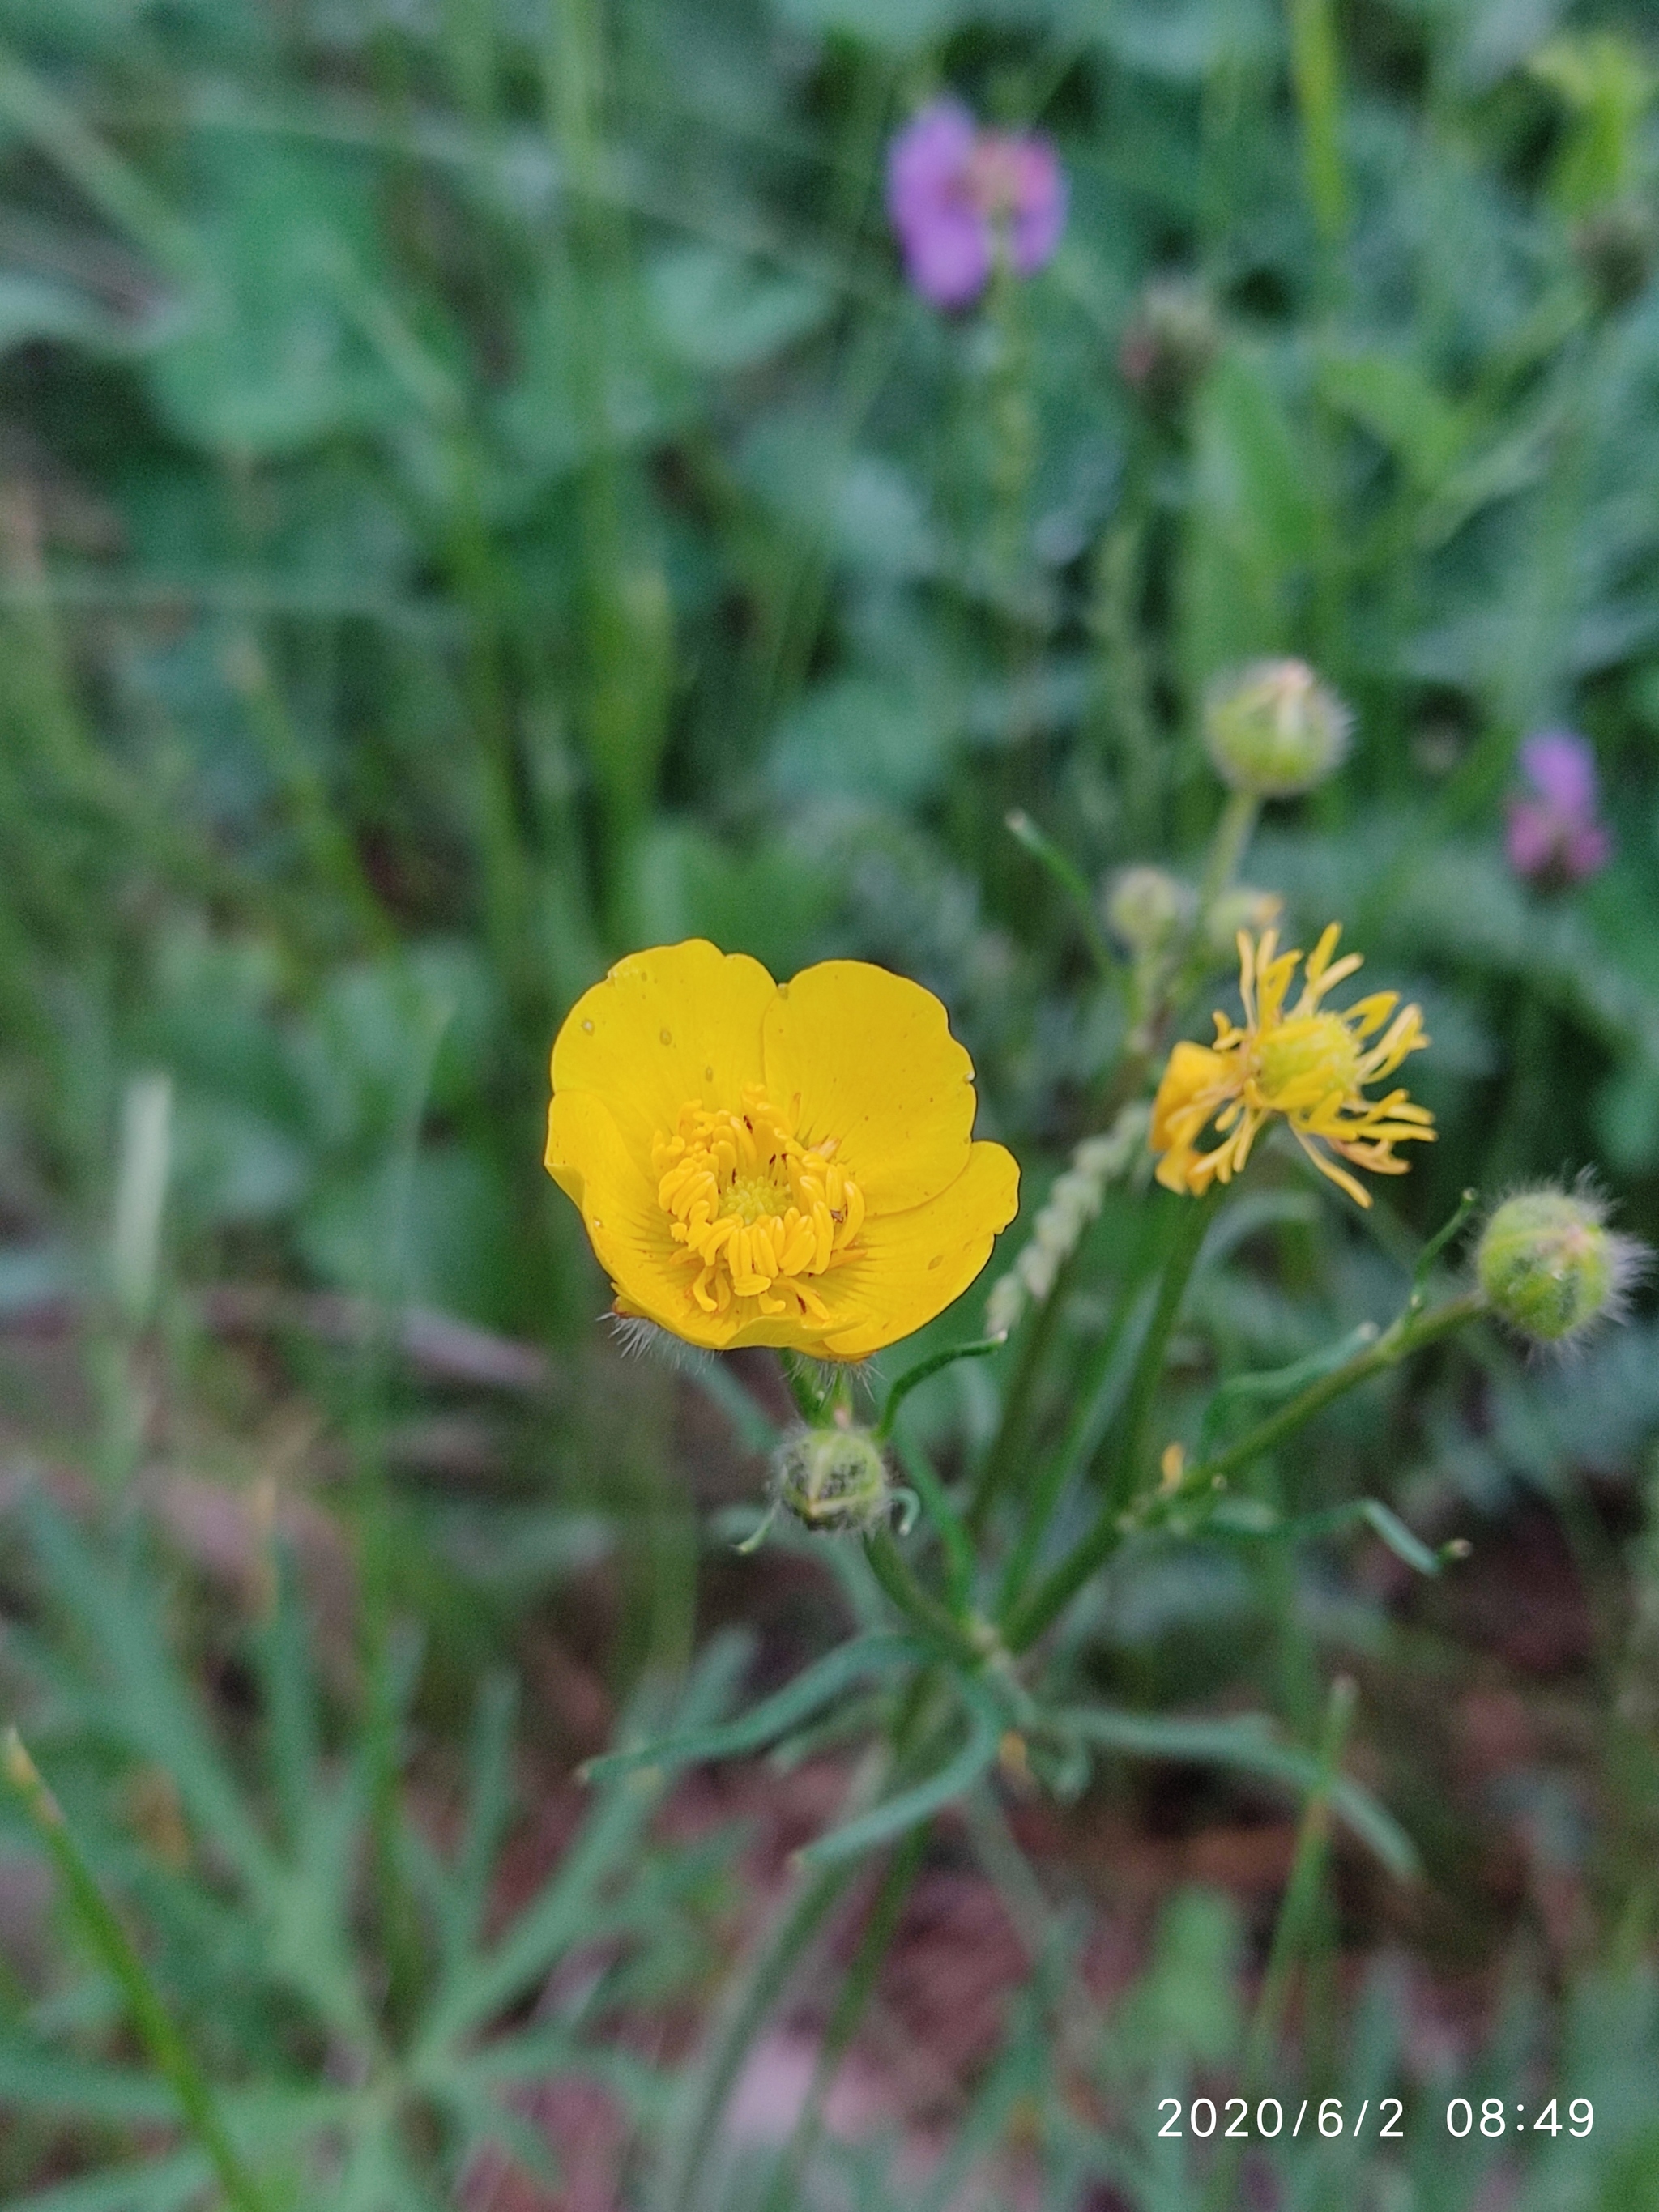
xmin=1150 ymin=924 xmax=1434 ymax=1207
xmin=545 ymin=940 xmax=1019 ymax=1357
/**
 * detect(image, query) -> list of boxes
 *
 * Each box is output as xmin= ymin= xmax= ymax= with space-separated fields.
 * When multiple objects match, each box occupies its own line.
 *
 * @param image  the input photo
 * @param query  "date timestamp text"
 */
xmin=1155 ymin=2095 xmax=1594 ymax=2141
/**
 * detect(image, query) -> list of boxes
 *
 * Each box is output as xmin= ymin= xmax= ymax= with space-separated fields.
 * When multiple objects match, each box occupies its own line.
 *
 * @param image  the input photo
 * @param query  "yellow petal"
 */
xmin=551 ymin=940 xmax=774 ymax=1161
xmin=545 ymin=1089 xmax=731 ymax=1336
xmin=1150 ymin=1042 xmax=1232 ymax=1156
xmin=761 ymin=960 xmax=979 ymax=1212
xmin=802 ymin=1140 xmax=1021 ymax=1360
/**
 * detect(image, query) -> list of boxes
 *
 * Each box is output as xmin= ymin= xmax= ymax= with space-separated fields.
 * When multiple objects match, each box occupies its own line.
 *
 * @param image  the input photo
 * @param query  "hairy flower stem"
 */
xmin=2 ymin=1731 xmax=273 ymax=2212
xmin=1004 ymin=1288 xmax=1487 ymax=1655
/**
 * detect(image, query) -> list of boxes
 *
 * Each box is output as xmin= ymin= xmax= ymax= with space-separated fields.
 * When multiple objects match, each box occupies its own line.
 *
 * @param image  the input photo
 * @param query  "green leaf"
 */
xmin=1060 ymin=1708 xmax=1418 ymax=1878
xmin=797 ymin=1690 xmax=1003 ymax=1868
xmin=0 ymin=2043 xmax=177 ymax=2126
xmin=418 ymin=1634 xmax=753 ymax=2053
xmin=579 ymin=1632 xmax=926 ymax=1785
xmin=2 ymin=2151 xmax=214 ymax=2212
xmin=1317 ymin=351 xmax=1468 ymax=491
xmin=772 ymin=0 xmax=963 ymax=52
xmin=1182 ymin=348 xmax=1315 ymax=680
xmin=647 ymin=245 xmax=831 ymax=372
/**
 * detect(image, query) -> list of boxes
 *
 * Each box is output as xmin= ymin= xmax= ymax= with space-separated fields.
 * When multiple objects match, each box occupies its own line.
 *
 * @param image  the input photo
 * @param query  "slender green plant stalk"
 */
xmin=1196 ymin=789 xmax=1261 ymax=929
xmin=226 ymin=633 xmax=394 ymax=954
xmin=1160 ymin=1286 xmax=1487 ymax=1505
xmin=658 ymin=1856 xmax=858 ymax=2212
xmin=1004 ymin=1287 xmax=1488 ymax=1654
xmin=2 ymin=1732 xmax=273 ymax=2212
xmin=974 ymin=779 xmax=1260 ymax=1533
xmin=1106 ymin=1189 xmax=1218 ymax=1509
xmin=547 ymin=0 xmax=675 ymax=931
xmin=862 ymin=1525 xmax=982 ymax=1668
xmin=994 ymin=1194 xmax=1211 ymax=1626
xmin=0 ymin=42 xmax=200 ymax=277
xmin=1204 ymin=1676 xmax=1356 ymax=2210
xmin=756 ymin=1827 xmax=929 ymax=2212
xmin=1286 ymin=0 xmax=1349 ymax=257
xmin=992 ymin=1276 xmax=1153 ymax=1617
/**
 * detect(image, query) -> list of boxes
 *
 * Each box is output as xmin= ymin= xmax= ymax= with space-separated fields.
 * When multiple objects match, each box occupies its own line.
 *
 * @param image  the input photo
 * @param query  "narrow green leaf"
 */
xmin=1059 ymin=1709 xmax=1418 ymax=1879
xmin=578 ymin=1632 xmax=926 ymax=1785
xmin=796 ymin=1694 xmax=1001 ymax=1869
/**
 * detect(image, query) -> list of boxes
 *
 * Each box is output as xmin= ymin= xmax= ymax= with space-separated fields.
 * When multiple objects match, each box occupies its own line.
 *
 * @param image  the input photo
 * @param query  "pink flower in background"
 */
xmin=1506 ymin=730 xmax=1611 ymax=887
xmin=886 ymin=100 xmax=1067 ymax=310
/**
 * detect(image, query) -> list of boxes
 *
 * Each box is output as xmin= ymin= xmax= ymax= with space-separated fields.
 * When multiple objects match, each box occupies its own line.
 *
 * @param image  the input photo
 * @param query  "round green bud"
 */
xmin=772 ymin=1425 xmax=891 ymax=1535
xmin=1476 ymin=1187 xmax=1644 ymax=1344
xmin=1105 ymin=865 xmax=1195 ymax=955
xmin=1203 ymin=659 xmax=1352 ymax=799
xmin=1118 ymin=277 xmax=1220 ymax=417
xmin=1204 ymin=884 xmax=1283 ymax=957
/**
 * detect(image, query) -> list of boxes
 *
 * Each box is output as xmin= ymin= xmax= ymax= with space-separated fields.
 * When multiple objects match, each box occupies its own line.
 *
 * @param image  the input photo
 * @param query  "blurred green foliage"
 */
xmin=2 ymin=0 xmax=1659 ymax=2202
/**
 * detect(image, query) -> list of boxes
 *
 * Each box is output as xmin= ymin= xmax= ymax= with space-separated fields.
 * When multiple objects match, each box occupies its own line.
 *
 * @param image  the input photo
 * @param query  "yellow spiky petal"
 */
xmin=1150 ymin=924 xmax=1435 ymax=1207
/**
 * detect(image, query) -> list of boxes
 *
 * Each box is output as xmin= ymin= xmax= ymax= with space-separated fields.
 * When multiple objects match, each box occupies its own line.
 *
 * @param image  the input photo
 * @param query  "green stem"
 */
xmin=973 ymin=776 xmax=1260 ymax=1534
xmin=886 ymin=1421 xmax=975 ymax=1613
xmin=228 ymin=633 xmax=394 ymax=954
xmin=1207 ymin=1677 xmax=1354 ymax=2211
xmin=659 ymin=1856 xmax=857 ymax=2212
xmin=1197 ymin=788 xmax=1261 ymax=918
xmin=996 ymin=1192 xmax=1210 ymax=1630
xmin=1286 ymin=0 xmax=1348 ymax=259
xmin=1107 ymin=1191 xmax=1218 ymax=1511
xmin=1246 ymin=1674 xmax=1353 ymax=2070
xmin=876 ymin=1336 xmax=1006 ymax=1440
xmin=658 ymin=1674 xmax=938 ymax=2211
xmin=1162 ymin=1287 xmax=1486 ymax=1505
xmin=1004 ymin=1288 xmax=1486 ymax=1655
xmin=2 ymin=1733 xmax=272 ymax=2212
xmin=757 ymin=1829 xmax=928 ymax=2212
xmin=861 ymin=1526 xmax=981 ymax=1668
xmin=966 ymin=1264 xmax=1069 ymax=1535
xmin=993 ymin=1276 xmax=1151 ymax=1621
xmin=781 ymin=1351 xmax=843 ymax=1426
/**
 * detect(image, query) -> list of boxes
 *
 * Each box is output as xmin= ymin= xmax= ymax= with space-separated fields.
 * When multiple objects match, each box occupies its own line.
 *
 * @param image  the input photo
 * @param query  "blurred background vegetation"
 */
xmin=4 ymin=0 xmax=1659 ymax=2203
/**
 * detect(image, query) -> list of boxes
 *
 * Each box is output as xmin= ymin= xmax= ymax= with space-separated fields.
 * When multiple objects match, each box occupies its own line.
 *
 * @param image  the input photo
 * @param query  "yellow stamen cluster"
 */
xmin=1151 ymin=925 xmax=1435 ymax=1207
xmin=652 ymin=1086 xmax=865 ymax=1319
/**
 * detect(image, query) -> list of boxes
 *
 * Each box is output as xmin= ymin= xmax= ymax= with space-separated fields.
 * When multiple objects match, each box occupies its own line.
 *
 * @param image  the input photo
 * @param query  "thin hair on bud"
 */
xmin=607 ymin=1314 xmax=715 ymax=1374
xmin=1478 ymin=1172 xmax=1650 ymax=1360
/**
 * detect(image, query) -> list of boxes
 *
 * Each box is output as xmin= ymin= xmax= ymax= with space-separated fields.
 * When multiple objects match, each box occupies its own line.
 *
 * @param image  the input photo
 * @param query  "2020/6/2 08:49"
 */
xmin=1155 ymin=2096 xmax=1595 ymax=2140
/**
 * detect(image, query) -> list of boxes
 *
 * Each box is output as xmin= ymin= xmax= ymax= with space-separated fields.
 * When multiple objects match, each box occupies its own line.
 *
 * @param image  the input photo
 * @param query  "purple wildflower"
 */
xmin=886 ymin=100 xmax=1067 ymax=310
xmin=1506 ymin=730 xmax=1611 ymax=887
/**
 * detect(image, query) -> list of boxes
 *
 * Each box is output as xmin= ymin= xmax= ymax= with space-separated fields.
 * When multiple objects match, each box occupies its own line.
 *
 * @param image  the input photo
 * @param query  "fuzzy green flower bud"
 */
xmin=1203 ymin=658 xmax=1352 ymax=799
xmin=772 ymin=1425 xmax=891 ymax=1534
xmin=1118 ymin=276 xmax=1220 ymax=417
xmin=1476 ymin=1185 xmax=1646 ymax=1344
xmin=1204 ymin=884 xmax=1283 ymax=957
xmin=1105 ymin=865 xmax=1195 ymax=956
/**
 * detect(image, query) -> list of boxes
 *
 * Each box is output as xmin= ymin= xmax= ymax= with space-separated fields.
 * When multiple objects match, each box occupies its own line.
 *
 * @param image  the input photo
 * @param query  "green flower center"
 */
xmin=721 ymin=1170 xmax=794 ymax=1225
xmin=1256 ymin=1012 xmax=1362 ymax=1106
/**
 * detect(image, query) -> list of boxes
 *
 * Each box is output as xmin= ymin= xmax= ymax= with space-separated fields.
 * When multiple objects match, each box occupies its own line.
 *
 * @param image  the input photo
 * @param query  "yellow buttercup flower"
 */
xmin=545 ymin=940 xmax=1020 ymax=1357
xmin=1150 ymin=924 xmax=1435 ymax=1207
